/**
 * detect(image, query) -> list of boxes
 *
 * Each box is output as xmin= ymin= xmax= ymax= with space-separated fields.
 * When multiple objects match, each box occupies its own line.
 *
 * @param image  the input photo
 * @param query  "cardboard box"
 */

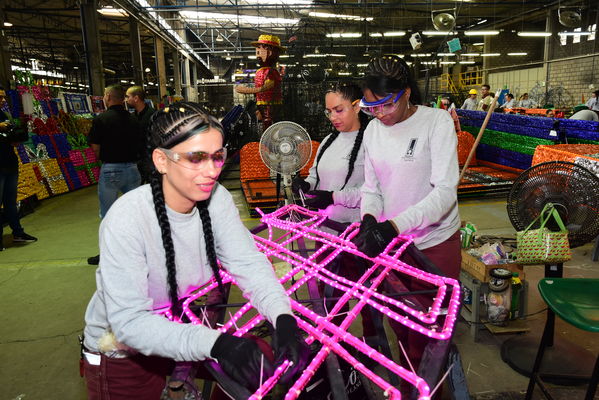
xmin=461 ymin=249 xmax=525 ymax=282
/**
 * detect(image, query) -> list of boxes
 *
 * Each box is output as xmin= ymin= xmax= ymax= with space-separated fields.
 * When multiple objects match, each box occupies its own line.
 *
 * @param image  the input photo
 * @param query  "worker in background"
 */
xmin=126 ymin=86 xmax=156 ymax=183
xmin=0 ymin=86 xmax=37 ymax=250
xmin=461 ymin=89 xmax=478 ymax=110
xmin=586 ymin=90 xmax=599 ymax=111
xmin=476 ymin=84 xmax=493 ymax=111
xmin=87 ymin=85 xmax=142 ymax=265
xmin=518 ymin=93 xmax=535 ymax=108
xmin=501 ymin=93 xmax=515 ymax=110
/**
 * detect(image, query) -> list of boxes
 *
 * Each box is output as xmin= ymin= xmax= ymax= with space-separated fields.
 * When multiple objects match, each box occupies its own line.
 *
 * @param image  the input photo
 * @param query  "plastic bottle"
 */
xmin=510 ymin=272 xmax=523 ymax=319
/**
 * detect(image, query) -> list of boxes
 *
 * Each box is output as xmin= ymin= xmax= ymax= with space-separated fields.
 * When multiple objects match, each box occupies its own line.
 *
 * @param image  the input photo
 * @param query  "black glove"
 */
xmin=272 ymin=314 xmax=310 ymax=384
xmin=291 ymin=176 xmax=310 ymax=194
xmin=353 ymin=217 xmax=398 ymax=258
xmin=352 ymin=214 xmax=378 ymax=248
xmin=304 ymin=190 xmax=334 ymax=209
xmin=210 ymin=333 xmax=274 ymax=391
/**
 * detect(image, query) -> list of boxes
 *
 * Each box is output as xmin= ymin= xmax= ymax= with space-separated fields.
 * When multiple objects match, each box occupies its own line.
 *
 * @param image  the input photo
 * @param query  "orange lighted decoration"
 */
xmin=532 ymin=144 xmax=599 ymax=166
xmin=236 ymin=34 xmax=285 ymax=129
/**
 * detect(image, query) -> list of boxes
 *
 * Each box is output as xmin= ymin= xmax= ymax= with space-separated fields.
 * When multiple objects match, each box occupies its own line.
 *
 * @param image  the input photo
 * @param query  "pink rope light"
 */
xmin=155 ymin=204 xmax=459 ymax=400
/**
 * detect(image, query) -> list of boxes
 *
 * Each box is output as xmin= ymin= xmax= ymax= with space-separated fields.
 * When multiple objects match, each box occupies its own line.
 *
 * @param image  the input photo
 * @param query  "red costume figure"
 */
xmin=236 ymin=34 xmax=284 ymax=129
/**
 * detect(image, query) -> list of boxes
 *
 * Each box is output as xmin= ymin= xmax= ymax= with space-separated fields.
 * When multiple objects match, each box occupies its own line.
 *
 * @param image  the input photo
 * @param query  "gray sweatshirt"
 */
xmin=304 ymin=130 xmax=365 ymax=224
xmin=361 ymin=106 xmax=461 ymax=249
xmin=83 ymin=184 xmax=292 ymax=361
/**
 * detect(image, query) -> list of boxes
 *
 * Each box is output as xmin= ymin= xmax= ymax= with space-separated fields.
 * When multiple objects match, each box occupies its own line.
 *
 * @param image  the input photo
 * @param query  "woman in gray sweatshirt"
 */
xmin=82 ymin=103 xmax=307 ymax=399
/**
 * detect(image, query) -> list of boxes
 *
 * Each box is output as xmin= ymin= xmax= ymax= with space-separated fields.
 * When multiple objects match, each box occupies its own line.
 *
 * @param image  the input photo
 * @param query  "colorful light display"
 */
xmin=157 ymin=204 xmax=461 ymax=399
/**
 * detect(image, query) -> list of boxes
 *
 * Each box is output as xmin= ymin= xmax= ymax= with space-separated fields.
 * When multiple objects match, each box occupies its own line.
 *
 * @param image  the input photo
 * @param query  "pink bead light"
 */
xmin=156 ymin=204 xmax=459 ymax=400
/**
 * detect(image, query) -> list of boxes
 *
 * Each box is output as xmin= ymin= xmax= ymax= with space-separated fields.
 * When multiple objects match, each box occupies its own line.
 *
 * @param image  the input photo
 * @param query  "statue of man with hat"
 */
xmin=236 ymin=34 xmax=285 ymax=129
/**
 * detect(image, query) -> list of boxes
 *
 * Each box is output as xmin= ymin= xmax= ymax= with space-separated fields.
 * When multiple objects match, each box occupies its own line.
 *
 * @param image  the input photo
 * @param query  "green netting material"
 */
xmin=462 ymin=126 xmax=554 ymax=155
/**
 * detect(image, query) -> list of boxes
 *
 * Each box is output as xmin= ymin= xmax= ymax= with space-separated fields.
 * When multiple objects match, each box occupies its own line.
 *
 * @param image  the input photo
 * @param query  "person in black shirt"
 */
xmin=87 ymin=84 xmax=141 ymax=264
xmin=0 ymin=86 xmax=37 ymax=250
xmin=125 ymin=85 xmax=155 ymax=183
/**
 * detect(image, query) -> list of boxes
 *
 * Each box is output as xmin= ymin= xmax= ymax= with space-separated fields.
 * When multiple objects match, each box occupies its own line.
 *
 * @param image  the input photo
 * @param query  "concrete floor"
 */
xmin=1 ymin=184 xmax=599 ymax=400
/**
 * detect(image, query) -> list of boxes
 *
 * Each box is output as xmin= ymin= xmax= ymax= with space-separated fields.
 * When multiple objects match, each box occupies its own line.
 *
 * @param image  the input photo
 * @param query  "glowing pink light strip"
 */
xmin=155 ymin=204 xmax=458 ymax=399
xmin=249 ymin=360 xmax=292 ymax=400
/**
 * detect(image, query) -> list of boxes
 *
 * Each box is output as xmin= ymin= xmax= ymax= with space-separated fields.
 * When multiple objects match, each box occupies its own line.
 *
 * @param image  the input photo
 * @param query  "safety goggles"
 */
xmin=324 ymin=99 xmax=360 ymax=119
xmin=159 ymin=147 xmax=227 ymax=170
xmin=359 ymin=90 xmax=405 ymax=116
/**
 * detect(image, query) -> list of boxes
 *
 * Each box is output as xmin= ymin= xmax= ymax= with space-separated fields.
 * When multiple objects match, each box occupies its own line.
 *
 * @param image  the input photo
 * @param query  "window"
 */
xmin=589 ymin=24 xmax=596 ymax=41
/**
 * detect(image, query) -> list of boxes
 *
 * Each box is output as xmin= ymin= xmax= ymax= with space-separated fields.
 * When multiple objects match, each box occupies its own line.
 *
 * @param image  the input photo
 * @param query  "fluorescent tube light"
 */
xmin=464 ymin=30 xmax=499 ymax=36
xmin=508 ymin=52 xmax=527 ymax=56
xmin=98 ymin=7 xmax=128 ymax=17
xmin=422 ymin=31 xmax=457 ymax=36
xmin=462 ymin=53 xmax=480 ymax=56
xmin=517 ymin=32 xmax=552 ymax=37
xmin=459 ymin=61 xmax=476 ymax=64
xmin=437 ymin=53 xmax=456 ymax=56
xmin=481 ymin=53 xmax=500 ymax=56
xmin=308 ymin=12 xmax=372 ymax=21
xmin=326 ymin=33 xmax=362 ymax=38
xmin=558 ymin=31 xmax=593 ymax=36
xmin=383 ymin=31 xmax=406 ymax=37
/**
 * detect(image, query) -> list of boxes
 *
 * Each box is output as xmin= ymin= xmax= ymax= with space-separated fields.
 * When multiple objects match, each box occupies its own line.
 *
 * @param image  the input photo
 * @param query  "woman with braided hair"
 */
xmin=353 ymin=55 xmax=461 ymax=390
xmin=292 ymin=82 xmax=367 ymax=224
xmin=82 ymin=102 xmax=307 ymax=399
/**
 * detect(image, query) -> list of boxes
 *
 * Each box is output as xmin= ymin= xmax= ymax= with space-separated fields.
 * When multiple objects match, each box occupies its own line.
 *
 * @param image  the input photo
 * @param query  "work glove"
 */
xmin=304 ymin=190 xmax=334 ymax=209
xmin=291 ymin=176 xmax=310 ymax=194
xmin=272 ymin=314 xmax=310 ymax=384
xmin=353 ymin=215 xmax=398 ymax=257
xmin=210 ymin=333 xmax=274 ymax=391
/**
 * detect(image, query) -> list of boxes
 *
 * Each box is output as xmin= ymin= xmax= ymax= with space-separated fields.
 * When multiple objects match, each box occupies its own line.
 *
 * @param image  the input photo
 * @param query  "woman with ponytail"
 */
xmin=82 ymin=102 xmax=307 ymax=399
xmin=353 ymin=55 xmax=461 ymax=393
xmin=292 ymin=82 xmax=367 ymax=226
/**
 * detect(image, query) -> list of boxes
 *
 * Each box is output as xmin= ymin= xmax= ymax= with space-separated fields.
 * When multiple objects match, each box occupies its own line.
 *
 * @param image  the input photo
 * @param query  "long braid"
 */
xmin=149 ymin=171 xmax=181 ymax=317
xmin=196 ymin=201 xmax=225 ymax=294
xmin=340 ymin=111 xmax=368 ymax=190
xmin=147 ymin=101 xmax=226 ymax=317
xmin=314 ymin=130 xmax=340 ymax=189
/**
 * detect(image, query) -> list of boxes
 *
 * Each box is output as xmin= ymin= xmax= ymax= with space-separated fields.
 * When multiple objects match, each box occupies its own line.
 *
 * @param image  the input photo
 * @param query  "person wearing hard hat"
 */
xmin=461 ymin=89 xmax=478 ymax=110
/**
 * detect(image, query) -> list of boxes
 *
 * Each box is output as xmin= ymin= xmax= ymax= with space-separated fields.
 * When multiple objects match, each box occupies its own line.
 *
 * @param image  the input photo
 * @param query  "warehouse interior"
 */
xmin=1 ymin=1 xmax=599 ymax=400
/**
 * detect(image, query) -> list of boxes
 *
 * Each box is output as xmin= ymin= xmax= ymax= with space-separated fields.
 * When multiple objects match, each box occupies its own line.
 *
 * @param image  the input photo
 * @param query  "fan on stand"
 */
xmin=501 ymin=161 xmax=599 ymax=384
xmin=259 ymin=121 xmax=312 ymax=206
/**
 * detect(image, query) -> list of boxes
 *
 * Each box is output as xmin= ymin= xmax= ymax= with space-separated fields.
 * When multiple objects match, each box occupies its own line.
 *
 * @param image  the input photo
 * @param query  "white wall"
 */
xmin=488 ymin=66 xmax=546 ymax=99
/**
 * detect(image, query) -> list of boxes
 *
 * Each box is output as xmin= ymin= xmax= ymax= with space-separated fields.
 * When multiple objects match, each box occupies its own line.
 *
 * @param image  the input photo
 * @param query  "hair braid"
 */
xmin=314 ymin=130 xmax=340 ymax=189
xmin=197 ymin=201 xmax=225 ymax=294
xmin=340 ymin=111 xmax=368 ymax=190
xmin=149 ymin=172 xmax=181 ymax=317
xmin=365 ymin=55 xmax=422 ymax=105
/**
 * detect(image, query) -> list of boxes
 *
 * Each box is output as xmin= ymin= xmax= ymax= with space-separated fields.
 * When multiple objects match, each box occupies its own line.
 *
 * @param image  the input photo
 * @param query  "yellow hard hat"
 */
xmin=469 ymin=89 xmax=478 ymax=95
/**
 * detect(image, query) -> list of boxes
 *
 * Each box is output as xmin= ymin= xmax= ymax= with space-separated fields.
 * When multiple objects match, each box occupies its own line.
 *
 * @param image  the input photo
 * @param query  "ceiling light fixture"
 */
xmin=98 ymin=7 xmax=129 ymax=17
xmin=481 ymin=53 xmax=501 ymax=56
xmin=517 ymin=32 xmax=552 ymax=37
xmin=3 ymin=21 xmax=13 ymax=27
xmin=422 ymin=31 xmax=457 ymax=36
xmin=437 ymin=53 xmax=456 ymax=56
xmin=308 ymin=11 xmax=372 ymax=21
xmin=326 ymin=33 xmax=362 ymax=38
xmin=558 ymin=31 xmax=593 ymax=36
xmin=383 ymin=31 xmax=406 ymax=37
xmin=508 ymin=52 xmax=528 ymax=56
xmin=462 ymin=52 xmax=480 ymax=56
xmin=459 ymin=61 xmax=476 ymax=64
xmin=411 ymin=53 xmax=432 ymax=57
xmin=464 ymin=30 xmax=500 ymax=36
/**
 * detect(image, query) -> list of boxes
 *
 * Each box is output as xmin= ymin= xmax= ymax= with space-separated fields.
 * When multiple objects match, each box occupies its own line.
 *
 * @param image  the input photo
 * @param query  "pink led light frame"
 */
xmin=156 ymin=204 xmax=460 ymax=400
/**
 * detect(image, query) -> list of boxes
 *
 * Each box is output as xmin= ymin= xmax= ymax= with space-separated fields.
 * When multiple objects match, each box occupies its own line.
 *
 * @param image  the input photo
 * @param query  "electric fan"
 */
xmin=502 ymin=161 xmax=599 ymax=383
xmin=259 ymin=121 xmax=312 ymax=203
xmin=432 ymin=10 xmax=456 ymax=31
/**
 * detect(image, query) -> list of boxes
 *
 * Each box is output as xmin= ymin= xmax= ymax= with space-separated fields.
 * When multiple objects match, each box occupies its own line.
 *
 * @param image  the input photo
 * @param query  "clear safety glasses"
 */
xmin=324 ymin=99 xmax=360 ymax=119
xmin=359 ymin=90 xmax=405 ymax=116
xmin=159 ymin=147 xmax=227 ymax=170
